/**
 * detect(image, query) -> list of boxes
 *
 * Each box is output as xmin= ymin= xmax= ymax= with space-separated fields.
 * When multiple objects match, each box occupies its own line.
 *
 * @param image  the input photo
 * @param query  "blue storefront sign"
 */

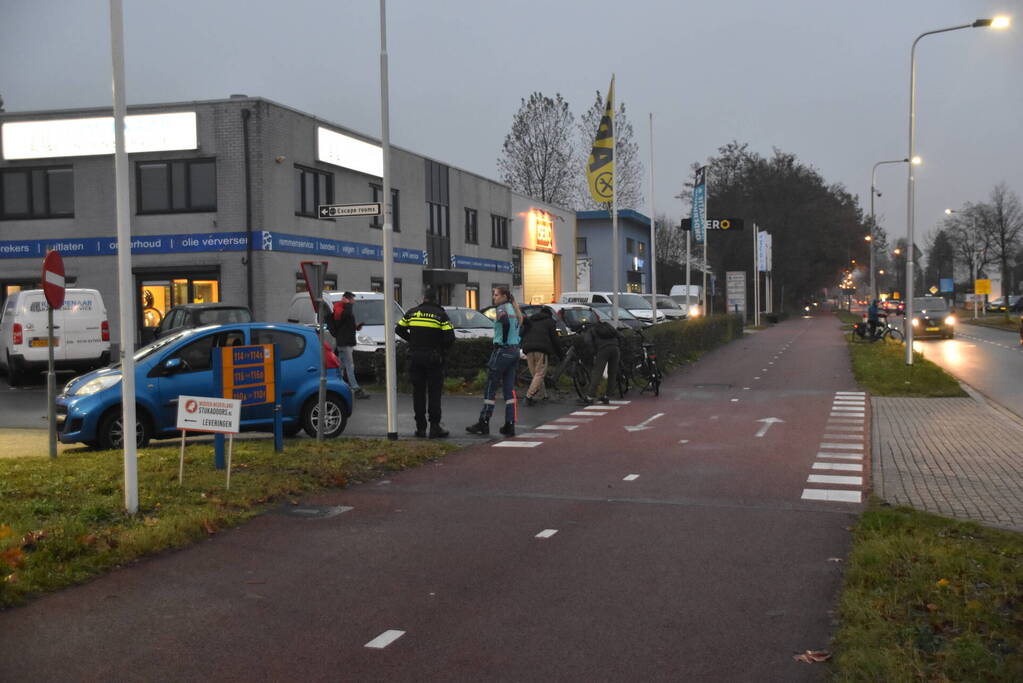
xmin=259 ymin=230 xmax=426 ymax=265
xmin=450 ymin=254 xmax=513 ymax=273
xmin=0 ymin=232 xmax=249 ymax=259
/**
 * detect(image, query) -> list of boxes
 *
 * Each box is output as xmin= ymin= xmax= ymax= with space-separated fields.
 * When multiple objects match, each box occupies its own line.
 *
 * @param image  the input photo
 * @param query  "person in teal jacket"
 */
xmin=467 ymin=285 xmax=524 ymax=437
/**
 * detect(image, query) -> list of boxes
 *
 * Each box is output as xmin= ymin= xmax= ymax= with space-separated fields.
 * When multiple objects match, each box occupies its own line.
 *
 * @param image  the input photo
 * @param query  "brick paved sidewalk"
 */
xmin=873 ymin=396 xmax=1023 ymax=531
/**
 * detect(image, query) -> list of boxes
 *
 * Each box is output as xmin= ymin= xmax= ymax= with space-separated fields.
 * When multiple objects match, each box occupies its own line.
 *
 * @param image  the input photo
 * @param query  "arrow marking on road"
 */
xmin=625 ymin=413 xmax=664 ymax=432
xmin=754 ymin=417 xmax=784 ymax=437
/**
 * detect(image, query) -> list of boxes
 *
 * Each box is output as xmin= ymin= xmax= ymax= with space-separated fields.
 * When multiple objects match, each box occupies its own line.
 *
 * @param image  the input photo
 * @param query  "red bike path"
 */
xmin=0 ymin=313 xmax=868 ymax=682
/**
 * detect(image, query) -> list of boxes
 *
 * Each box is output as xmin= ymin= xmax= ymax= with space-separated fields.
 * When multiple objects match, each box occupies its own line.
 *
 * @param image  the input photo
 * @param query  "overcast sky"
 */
xmin=2 ymin=0 xmax=1020 ymax=247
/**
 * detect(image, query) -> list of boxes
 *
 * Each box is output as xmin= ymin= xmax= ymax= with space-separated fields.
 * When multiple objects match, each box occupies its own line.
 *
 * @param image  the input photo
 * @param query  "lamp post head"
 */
xmin=864 ymin=235 xmax=872 ymax=242
xmin=974 ymin=17 xmax=1011 ymax=28
xmin=945 ymin=208 xmax=954 ymax=215
xmin=911 ymin=156 xmax=922 ymax=165
xmin=894 ymin=248 xmax=902 ymax=256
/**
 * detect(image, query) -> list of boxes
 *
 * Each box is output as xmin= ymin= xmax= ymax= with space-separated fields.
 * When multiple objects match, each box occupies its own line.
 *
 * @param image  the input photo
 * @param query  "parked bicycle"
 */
xmin=625 ymin=327 xmax=662 ymax=396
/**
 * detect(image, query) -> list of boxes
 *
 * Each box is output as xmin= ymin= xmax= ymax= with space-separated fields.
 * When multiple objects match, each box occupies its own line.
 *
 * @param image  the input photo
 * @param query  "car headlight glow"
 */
xmin=945 ymin=316 xmax=956 ymax=325
xmin=75 ymin=374 xmax=122 ymax=396
xmin=911 ymin=318 xmax=920 ymax=327
xmin=356 ymin=333 xmax=376 ymax=346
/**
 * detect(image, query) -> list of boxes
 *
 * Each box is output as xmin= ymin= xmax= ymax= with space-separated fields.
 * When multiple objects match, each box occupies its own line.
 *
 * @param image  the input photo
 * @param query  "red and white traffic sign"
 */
xmin=42 ymin=250 xmax=66 ymax=309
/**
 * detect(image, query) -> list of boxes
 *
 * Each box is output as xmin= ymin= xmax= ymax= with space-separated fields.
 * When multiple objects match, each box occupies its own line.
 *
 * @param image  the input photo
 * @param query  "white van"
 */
xmin=669 ymin=284 xmax=703 ymax=318
xmin=559 ymin=291 xmax=667 ymax=323
xmin=285 ymin=291 xmax=405 ymax=353
xmin=0 ymin=289 xmax=111 ymax=386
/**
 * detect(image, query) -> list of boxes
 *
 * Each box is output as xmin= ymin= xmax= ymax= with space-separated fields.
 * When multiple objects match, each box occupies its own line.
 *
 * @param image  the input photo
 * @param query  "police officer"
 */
xmin=395 ymin=288 xmax=455 ymax=438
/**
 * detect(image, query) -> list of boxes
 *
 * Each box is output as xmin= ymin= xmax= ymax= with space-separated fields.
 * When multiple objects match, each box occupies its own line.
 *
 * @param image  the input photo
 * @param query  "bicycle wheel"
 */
xmin=571 ymin=361 xmax=590 ymax=400
xmin=649 ymin=363 xmax=662 ymax=396
xmin=887 ymin=327 xmax=904 ymax=342
xmin=616 ymin=365 xmax=630 ymax=397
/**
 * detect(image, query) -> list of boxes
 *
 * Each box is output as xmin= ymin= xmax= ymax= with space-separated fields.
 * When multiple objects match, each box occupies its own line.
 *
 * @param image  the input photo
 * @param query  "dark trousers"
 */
xmin=409 ymin=358 xmax=444 ymax=429
xmin=587 ymin=345 xmax=620 ymax=399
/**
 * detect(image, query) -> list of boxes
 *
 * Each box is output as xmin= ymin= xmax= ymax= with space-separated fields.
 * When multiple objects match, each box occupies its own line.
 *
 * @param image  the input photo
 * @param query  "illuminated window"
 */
xmin=465 ymin=284 xmax=479 ymax=309
xmin=294 ymin=165 xmax=333 ymax=217
xmin=1 ymin=167 xmax=74 ymax=219
xmin=136 ymin=159 xmax=215 ymax=214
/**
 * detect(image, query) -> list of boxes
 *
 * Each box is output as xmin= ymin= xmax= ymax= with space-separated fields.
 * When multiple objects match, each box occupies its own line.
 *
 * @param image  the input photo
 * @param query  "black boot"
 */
xmin=415 ymin=420 xmax=427 ymax=438
xmin=465 ymin=420 xmax=489 ymax=435
xmin=499 ymin=422 xmax=515 ymax=437
xmin=428 ymin=422 xmax=450 ymax=439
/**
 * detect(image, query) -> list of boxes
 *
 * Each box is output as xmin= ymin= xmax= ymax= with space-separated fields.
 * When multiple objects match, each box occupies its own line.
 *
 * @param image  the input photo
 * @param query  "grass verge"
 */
xmin=958 ymin=315 xmax=1021 ymax=333
xmin=832 ymin=500 xmax=1023 ymax=680
xmin=0 ymin=437 xmax=453 ymax=608
xmin=847 ymin=336 xmax=967 ymax=398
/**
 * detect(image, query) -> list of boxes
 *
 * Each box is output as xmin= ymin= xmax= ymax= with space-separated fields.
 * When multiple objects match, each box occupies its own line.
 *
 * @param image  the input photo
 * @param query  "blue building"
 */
xmin=575 ymin=210 xmax=653 ymax=292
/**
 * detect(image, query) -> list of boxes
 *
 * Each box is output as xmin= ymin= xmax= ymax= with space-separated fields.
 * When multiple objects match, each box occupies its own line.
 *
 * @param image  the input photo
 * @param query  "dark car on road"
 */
xmin=154 ymin=303 xmax=252 ymax=340
xmin=911 ymin=297 xmax=956 ymax=339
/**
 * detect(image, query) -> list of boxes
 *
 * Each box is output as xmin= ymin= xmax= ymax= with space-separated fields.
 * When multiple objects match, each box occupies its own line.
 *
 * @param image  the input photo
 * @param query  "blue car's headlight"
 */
xmin=76 ymin=374 xmax=122 ymax=396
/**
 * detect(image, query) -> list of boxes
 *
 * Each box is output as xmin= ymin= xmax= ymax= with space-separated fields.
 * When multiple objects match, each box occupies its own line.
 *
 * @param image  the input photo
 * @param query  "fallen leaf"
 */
xmin=937 ymin=578 xmax=950 ymax=587
xmin=793 ymin=650 xmax=832 ymax=664
xmin=4 ymin=573 xmax=18 ymax=584
xmin=81 ymin=535 xmax=98 ymax=547
xmin=826 ymin=557 xmax=844 ymax=563
xmin=0 ymin=525 xmax=13 ymax=540
xmin=0 ymin=547 xmax=25 ymax=569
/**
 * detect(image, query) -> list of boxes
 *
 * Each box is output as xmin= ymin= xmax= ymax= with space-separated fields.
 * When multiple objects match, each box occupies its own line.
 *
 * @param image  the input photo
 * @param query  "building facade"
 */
xmin=0 ymin=97 xmax=572 ymax=344
xmin=575 ymin=210 xmax=652 ymax=293
xmin=509 ymin=192 xmax=575 ymax=306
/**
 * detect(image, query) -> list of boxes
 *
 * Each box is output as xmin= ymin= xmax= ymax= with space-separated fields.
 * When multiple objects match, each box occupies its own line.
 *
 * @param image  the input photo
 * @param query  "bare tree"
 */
xmin=980 ymin=183 xmax=1023 ymax=299
xmin=497 ymin=92 xmax=576 ymax=207
xmin=944 ymin=203 xmax=994 ymax=287
xmin=576 ymin=89 xmax=643 ymax=210
xmin=653 ymin=213 xmax=686 ymax=265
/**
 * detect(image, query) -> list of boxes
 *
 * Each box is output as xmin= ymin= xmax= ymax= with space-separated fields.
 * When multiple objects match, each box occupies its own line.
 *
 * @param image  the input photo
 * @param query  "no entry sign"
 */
xmin=42 ymin=250 xmax=65 ymax=309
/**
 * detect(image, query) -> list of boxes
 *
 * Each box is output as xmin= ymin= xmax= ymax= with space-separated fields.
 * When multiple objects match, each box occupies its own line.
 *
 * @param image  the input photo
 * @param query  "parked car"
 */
xmin=1 ymin=288 xmax=110 ymax=386
xmin=910 ymin=297 xmax=955 ymax=339
xmin=154 ymin=303 xmax=252 ymax=340
xmin=443 ymin=306 xmax=495 ymax=339
xmin=559 ymin=291 xmax=667 ymax=323
xmin=986 ymin=295 xmax=1021 ymax=313
xmin=285 ymin=291 xmax=404 ymax=352
xmin=56 ymin=323 xmax=353 ymax=449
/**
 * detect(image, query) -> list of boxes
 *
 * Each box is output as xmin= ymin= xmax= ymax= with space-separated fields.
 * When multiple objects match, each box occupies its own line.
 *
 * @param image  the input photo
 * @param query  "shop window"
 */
xmin=1 ymin=166 xmax=74 ymax=219
xmin=491 ymin=214 xmax=509 ymax=249
xmin=138 ymin=274 xmax=221 ymax=337
xmin=370 ymin=277 xmax=384 ymax=294
xmin=626 ymin=238 xmax=635 ymax=254
xmin=369 ymin=184 xmax=400 ymax=231
xmin=136 ymin=159 xmax=216 ymax=214
xmin=294 ymin=165 xmax=333 ymax=217
xmin=465 ymin=284 xmax=479 ymax=310
xmin=465 ymin=208 xmax=478 ymax=244
xmin=576 ymin=237 xmax=587 ymax=254
xmin=627 ymin=270 xmax=643 ymax=293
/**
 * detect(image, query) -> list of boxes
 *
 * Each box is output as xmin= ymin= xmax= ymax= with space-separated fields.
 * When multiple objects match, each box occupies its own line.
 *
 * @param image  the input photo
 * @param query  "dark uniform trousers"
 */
xmin=409 ymin=350 xmax=445 ymax=430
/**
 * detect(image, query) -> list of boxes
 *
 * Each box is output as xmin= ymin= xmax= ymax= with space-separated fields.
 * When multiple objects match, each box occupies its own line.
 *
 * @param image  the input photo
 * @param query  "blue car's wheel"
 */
xmin=97 ymin=408 xmax=152 ymax=450
xmin=302 ymin=393 xmax=348 ymax=439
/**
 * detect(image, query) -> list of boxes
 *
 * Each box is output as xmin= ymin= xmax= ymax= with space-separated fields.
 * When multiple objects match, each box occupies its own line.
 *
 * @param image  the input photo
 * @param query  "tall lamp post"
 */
xmin=904 ymin=16 xmax=1010 ymax=365
xmin=870 ymin=157 xmax=918 ymax=299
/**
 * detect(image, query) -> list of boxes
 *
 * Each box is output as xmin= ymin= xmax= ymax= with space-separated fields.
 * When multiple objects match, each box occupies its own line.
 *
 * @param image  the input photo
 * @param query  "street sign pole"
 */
xmin=753 ymin=224 xmax=760 ymax=326
xmin=109 ymin=0 xmax=138 ymax=514
xmin=42 ymin=250 xmax=65 ymax=460
xmin=380 ymin=0 xmax=398 ymax=440
xmin=300 ymin=261 xmax=328 ymax=442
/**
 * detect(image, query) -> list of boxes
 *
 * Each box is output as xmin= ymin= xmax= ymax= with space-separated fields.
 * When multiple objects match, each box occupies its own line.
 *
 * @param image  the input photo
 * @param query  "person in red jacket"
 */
xmin=326 ymin=292 xmax=369 ymax=399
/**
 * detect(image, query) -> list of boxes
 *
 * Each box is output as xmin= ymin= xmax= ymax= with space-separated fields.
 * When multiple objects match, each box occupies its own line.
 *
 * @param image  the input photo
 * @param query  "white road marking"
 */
xmin=730 ymin=398 xmax=739 ymax=402
xmin=808 ymin=474 xmax=863 ymax=485
xmin=623 ymin=474 xmax=640 ymax=481
xmin=535 ymin=529 xmax=558 ymax=539
xmin=365 ymin=630 xmax=406 ymax=649
xmin=493 ymin=441 xmax=543 ymax=448
xmin=609 ymin=400 xmax=631 ymax=405
xmin=554 ymin=417 xmax=592 ymax=423
xmin=571 ymin=411 xmax=602 ymax=417
xmin=813 ymin=462 xmax=863 ymax=471
xmin=537 ymin=424 xmax=578 ymax=430
xmin=831 ymin=406 xmax=865 ymax=412
xmin=830 ymin=413 xmax=864 ymax=419
xmin=583 ymin=405 xmax=619 ymax=411
xmin=678 ymin=439 xmax=689 ymax=444
xmin=826 ymin=425 xmax=863 ymax=431
xmin=833 ymin=401 xmax=865 ymax=406
xmin=819 ymin=443 xmax=863 ymax=450
xmin=835 ymin=391 xmax=866 ymax=396
xmin=625 ymin=413 xmax=665 ymax=432
xmin=755 ymin=417 xmax=784 ymax=437
xmin=822 ymin=434 xmax=862 ymax=440
xmin=516 ymin=432 xmax=559 ymax=439
xmin=754 ymin=376 xmax=761 ymax=380
xmin=743 ymin=387 xmax=751 ymax=390
xmin=801 ymin=489 xmax=862 ymax=503
xmin=817 ymin=452 xmax=863 ymax=460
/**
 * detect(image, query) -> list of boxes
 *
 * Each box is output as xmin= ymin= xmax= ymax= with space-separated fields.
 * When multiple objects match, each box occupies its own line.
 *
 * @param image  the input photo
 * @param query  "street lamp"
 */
xmin=869 ymin=157 xmax=915 ymax=298
xmin=904 ymin=16 xmax=1010 ymax=365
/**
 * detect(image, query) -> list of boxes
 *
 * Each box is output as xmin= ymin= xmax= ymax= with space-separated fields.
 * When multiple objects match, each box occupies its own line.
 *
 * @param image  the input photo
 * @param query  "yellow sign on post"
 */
xmin=975 ymin=279 xmax=991 ymax=295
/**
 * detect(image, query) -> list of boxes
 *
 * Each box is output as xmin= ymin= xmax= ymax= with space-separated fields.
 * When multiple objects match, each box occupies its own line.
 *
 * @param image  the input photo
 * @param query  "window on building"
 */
xmin=465 ymin=283 xmax=480 ymax=309
xmin=370 ymin=184 xmax=400 ymax=231
xmin=1 ymin=167 xmax=74 ymax=219
xmin=491 ymin=214 xmax=509 ymax=249
xmin=294 ymin=165 xmax=333 ymax=217
xmin=136 ymin=159 xmax=216 ymax=214
xmin=370 ymin=276 xmax=384 ymax=294
xmin=428 ymin=202 xmax=450 ymax=237
xmin=626 ymin=238 xmax=635 ymax=254
xmin=293 ymin=273 xmax=337 ymax=293
xmin=576 ymin=237 xmax=587 ymax=254
xmin=638 ymin=241 xmax=646 ymax=258
xmin=393 ymin=278 xmax=402 ymax=306
xmin=464 ymin=208 xmax=478 ymax=244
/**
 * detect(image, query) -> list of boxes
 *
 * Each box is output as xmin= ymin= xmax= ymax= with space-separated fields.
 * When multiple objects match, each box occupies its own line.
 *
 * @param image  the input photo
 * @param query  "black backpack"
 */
xmin=594 ymin=321 xmax=618 ymax=340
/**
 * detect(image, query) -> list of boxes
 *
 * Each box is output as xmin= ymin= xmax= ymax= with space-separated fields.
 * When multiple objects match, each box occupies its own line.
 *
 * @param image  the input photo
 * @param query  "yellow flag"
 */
xmin=587 ymin=76 xmax=615 ymax=205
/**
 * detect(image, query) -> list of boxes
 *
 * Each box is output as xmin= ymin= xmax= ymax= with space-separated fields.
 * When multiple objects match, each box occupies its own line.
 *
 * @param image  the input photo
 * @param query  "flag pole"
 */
xmin=648 ymin=112 xmax=657 ymax=322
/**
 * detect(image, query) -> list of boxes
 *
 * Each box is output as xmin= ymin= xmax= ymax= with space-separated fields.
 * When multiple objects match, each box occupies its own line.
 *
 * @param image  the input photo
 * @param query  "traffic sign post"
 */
xmin=42 ymin=250 xmax=65 ymax=460
xmin=300 ymin=261 xmax=329 ymax=442
xmin=317 ymin=202 xmax=381 ymax=218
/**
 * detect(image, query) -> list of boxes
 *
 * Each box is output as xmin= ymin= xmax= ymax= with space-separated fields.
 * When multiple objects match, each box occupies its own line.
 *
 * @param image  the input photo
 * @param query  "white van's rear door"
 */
xmin=21 ymin=292 xmax=66 ymax=361
xmin=61 ymin=292 xmax=106 ymax=361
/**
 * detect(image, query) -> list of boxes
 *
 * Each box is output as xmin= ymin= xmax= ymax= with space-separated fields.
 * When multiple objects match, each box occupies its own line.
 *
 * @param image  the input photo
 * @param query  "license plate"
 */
xmin=29 ymin=338 xmax=59 ymax=347
xmin=926 ymin=327 xmax=940 ymax=332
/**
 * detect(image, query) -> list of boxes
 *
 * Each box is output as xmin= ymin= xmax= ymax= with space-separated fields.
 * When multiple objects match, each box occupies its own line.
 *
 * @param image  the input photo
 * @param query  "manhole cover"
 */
xmin=277 ymin=504 xmax=352 ymax=519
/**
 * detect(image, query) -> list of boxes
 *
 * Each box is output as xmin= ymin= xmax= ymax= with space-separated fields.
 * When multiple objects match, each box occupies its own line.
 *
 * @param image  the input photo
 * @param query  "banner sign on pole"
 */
xmin=692 ymin=166 xmax=707 ymax=244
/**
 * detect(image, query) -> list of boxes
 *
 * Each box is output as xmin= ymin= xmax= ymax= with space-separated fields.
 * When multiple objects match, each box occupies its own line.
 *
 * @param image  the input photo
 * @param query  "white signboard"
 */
xmin=726 ymin=271 xmax=747 ymax=315
xmin=317 ymin=126 xmax=383 ymax=177
xmin=757 ymin=231 xmax=772 ymax=272
xmin=176 ymin=395 xmax=241 ymax=434
xmin=2 ymin=112 xmax=198 ymax=160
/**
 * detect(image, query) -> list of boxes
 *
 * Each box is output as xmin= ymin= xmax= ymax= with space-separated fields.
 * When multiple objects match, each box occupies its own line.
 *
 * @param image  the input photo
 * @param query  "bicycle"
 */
xmin=519 ymin=343 xmax=592 ymax=401
xmin=851 ymin=314 xmax=904 ymax=343
xmin=624 ymin=327 xmax=662 ymax=396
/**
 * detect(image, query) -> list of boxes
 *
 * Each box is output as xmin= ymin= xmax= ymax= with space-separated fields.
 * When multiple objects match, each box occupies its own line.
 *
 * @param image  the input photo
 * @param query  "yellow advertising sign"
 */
xmin=220 ymin=344 xmax=275 ymax=406
xmin=586 ymin=76 xmax=615 ymax=205
xmin=975 ymin=279 xmax=991 ymax=295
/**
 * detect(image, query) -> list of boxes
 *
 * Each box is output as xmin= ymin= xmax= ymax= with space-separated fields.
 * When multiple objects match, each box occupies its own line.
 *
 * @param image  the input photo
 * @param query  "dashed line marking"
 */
xmin=623 ymin=474 xmax=640 ymax=481
xmin=826 ymin=425 xmax=863 ymax=431
xmin=819 ymin=442 xmax=863 ymax=450
xmin=813 ymin=462 xmax=862 ymax=472
xmin=571 ymin=411 xmax=601 ymax=417
xmin=730 ymin=398 xmax=740 ymax=403
xmin=822 ymin=434 xmax=862 ymax=440
xmin=830 ymin=413 xmax=864 ymax=419
xmin=493 ymin=441 xmax=542 ymax=448
xmin=808 ymin=474 xmax=863 ymax=486
xmin=516 ymin=432 xmax=559 ymax=439
xmin=535 ymin=529 xmax=558 ymax=539
xmin=817 ymin=452 xmax=863 ymax=460
xmin=801 ymin=489 xmax=862 ymax=503
xmin=554 ymin=417 xmax=593 ymax=423
xmin=609 ymin=400 xmax=631 ymax=405
xmin=836 ymin=391 xmax=866 ymax=396
xmin=537 ymin=424 xmax=578 ymax=430
xmin=365 ymin=630 xmax=406 ymax=649
xmin=584 ymin=405 xmax=619 ymax=411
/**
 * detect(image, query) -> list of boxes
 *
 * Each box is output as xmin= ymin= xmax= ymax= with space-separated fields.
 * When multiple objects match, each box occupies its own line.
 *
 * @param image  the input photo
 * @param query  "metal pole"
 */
xmin=47 ymin=305 xmax=56 ymax=459
xmin=685 ymin=227 xmax=691 ymax=315
xmin=871 ymin=158 xmax=909 ymax=301
xmin=648 ymin=113 xmax=657 ymax=323
xmin=109 ymin=0 xmax=138 ymax=514
xmin=317 ymin=313 xmax=326 ymax=442
xmin=753 ymin=224 xmax=760 ymax=326
xmin=611 ymin=83 xmax=619 ymax=327
xmin=380 ymin=0 xmax=398 ymax=439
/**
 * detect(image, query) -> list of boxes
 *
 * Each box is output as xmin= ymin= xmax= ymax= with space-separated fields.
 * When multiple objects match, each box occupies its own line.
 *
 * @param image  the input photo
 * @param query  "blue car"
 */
xmin=56 ymin=323 xmax=352 ymax=449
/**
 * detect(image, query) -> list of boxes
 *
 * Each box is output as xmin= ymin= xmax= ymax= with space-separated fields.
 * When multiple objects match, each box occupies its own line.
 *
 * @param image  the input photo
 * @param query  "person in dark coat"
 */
xmin=327 ymin=291 xmax=369 ymax=399
xmin=579 ymin=319 xmax=620 ymax=406
xmin=519 ymin=306 xmax=562 ymax=406
xmin=395 ymin=287 xmax=455 ymax=438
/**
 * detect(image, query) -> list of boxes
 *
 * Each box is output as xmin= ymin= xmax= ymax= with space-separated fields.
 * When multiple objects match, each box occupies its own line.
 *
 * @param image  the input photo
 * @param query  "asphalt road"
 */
xmin=912 ymin=322 xmax=1023 ymax=419
xmin=0 ymin=313 xmax=866 ymax=681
